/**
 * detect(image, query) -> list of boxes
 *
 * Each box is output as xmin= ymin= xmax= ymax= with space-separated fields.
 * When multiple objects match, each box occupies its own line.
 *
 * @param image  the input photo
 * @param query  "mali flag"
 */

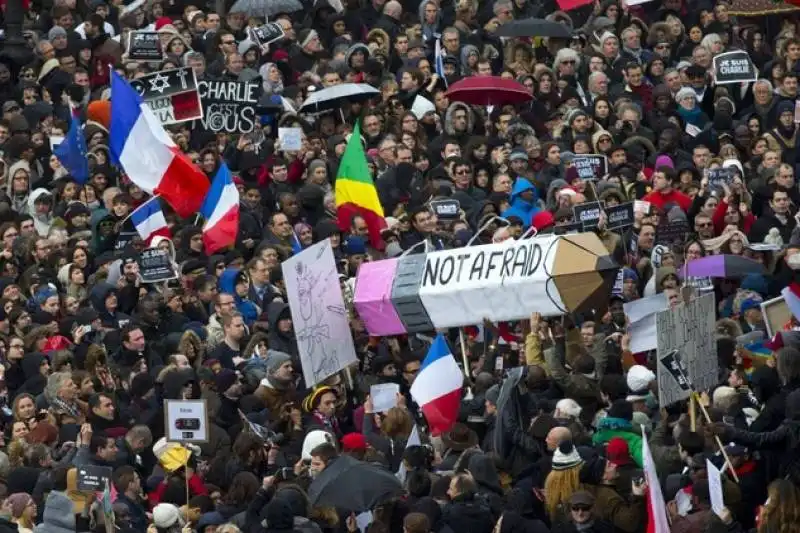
xmin=335 ymin=121 xmax=387 ymax=249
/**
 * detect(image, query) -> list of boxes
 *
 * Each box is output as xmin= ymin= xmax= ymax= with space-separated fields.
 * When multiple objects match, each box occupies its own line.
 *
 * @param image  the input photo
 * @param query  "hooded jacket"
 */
xmin=218 ymin=268 xmax=259 ymax=326
xmin=267 ymin=301 xmax=299 ymax=361
xmin=34 ymin=491 xmax=75 ymax=533
xmin=501 ymin=178 xmax=540 ymax=228
xmin=6 ymin=160 xmax=31 ymax=213
xmin=27 ymin=188 xmax=53 ymax=237
xmin=89 ymin=282 xmax=131 ymax=329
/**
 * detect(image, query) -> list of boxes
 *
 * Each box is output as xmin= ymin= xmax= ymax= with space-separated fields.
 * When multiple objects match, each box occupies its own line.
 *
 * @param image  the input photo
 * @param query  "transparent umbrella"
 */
xmin=229 ymin=0 xmax=303 ymax=17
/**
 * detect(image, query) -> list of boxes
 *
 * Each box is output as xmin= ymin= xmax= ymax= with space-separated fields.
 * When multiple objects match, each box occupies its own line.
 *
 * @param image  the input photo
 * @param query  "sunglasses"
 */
xmin=572 ymin=506 xmax=591 ymax=512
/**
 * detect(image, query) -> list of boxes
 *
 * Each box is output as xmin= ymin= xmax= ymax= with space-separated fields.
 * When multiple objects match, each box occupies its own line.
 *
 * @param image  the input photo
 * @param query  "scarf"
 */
xmin=677 ymin=105 xmax=703 ymax=127
xmin=50 ymin=397 xmax=82 ymax=419
xmin=596 ymin=416 xmax=633 ymax=432
xmin=312 ymin=410 xmax=340 ymax=434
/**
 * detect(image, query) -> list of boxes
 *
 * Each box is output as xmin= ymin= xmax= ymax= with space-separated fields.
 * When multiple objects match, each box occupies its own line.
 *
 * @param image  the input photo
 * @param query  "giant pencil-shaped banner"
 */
xmin=353 ymin=232 xmax=619 ymax=336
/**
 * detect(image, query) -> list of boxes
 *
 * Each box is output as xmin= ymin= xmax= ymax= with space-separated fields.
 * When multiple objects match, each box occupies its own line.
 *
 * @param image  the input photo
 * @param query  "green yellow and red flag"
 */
xmin=335 ymin=121 xmax=386 ymax=249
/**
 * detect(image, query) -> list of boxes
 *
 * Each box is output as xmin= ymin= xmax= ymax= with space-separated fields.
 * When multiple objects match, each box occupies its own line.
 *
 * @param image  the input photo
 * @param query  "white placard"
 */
xmin=396 ymin=425 xmax=421 ymax=483
xmin=624 ymin=293 xmax=667 ymax=323
xmin=370 ymin=383 xmax=400 ymax=413
xmin=356 ymin=511 xmax=373 ymax=533
xmin=278 ymin=127 xmax=303 ymax=151
xmin=50 ymin=136 xmax=64 ymax=150
xmin=282 ymin=239 xmax=358 ymax=387
xmin=164 ymin=399 xmax=209 ymax=443
xmin=634 ymin=200 xmax=651 ymax=214
xmin=706 ymin=459 xmax=725 ymax=518
xmin=656 ymin=293 xmax=717 ymax=406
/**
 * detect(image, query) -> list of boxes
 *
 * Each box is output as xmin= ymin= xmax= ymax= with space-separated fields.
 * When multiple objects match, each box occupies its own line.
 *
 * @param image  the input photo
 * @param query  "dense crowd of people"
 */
xmin=2 ymin=0 xmax=800 ymax=532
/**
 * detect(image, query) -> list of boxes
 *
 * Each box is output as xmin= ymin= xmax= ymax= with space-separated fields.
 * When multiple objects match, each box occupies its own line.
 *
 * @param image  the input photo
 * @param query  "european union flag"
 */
xmin=53 ymin=108 xmax=89 ymax=184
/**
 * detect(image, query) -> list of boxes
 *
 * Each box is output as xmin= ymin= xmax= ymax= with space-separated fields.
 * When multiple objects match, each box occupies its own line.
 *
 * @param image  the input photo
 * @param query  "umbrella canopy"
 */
xmin=494 ymin=18 xmax=572 ymax=38
xmin=300 ymin=83 xmax=380 ymax=114
xmin=682 ymin=255 xmax=766 ymax=278
xmin=308 ymin=455 xmax=403 ymax=513
xmin=229 ymin=0 xmax=303 ymax=16
xmin=446 ymin=76 xmax=533 ymax=106
xmin=728 ymin=0 xmax=798 ymax=15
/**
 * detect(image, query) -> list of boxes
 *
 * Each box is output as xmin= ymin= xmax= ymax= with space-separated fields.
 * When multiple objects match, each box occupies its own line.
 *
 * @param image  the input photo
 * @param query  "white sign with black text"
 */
xmin=165 ymin=399 xmax=209 ymax=443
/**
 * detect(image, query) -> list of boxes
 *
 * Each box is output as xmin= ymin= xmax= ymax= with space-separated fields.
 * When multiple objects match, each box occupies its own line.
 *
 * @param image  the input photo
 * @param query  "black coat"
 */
xmin=442 ymin=494 xmax=496 ymax=533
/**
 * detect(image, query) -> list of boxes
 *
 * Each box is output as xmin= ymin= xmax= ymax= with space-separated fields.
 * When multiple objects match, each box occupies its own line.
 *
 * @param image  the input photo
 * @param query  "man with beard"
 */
xmin=255 ymin=351 xmax=297 ymax=416
xmin=214 ymin=369 xmax=243 ymax=431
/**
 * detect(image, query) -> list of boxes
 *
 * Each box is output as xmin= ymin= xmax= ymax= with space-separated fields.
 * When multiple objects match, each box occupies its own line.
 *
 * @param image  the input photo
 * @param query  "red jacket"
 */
xmin=712 ymin=199 xmax=755 ymax=236
xmin=641 ymin=189 xmax=692 ymax=213
xmin=148 ymin=473 xmax=208 ymax=507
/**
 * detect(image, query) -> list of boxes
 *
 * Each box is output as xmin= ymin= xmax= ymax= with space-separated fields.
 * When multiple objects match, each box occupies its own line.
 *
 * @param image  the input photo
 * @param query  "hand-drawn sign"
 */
xmin=196 ymin=80 xmax=259 ymax=134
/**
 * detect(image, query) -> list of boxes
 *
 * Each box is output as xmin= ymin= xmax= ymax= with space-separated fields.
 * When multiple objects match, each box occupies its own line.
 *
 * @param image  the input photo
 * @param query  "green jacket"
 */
xmin=592 ymin=419 xmax=644 ymax=468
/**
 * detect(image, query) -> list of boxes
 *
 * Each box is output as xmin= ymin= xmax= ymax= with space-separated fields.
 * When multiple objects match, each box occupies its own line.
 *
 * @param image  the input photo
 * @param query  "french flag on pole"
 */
xmin=109 ymin=70 xmax=209 ymax=218
xmin=410 ymin=334 xmax=463 ymax=436
xmin=129 ymin=196 xmax=170 ymax=245
xmin=200 ymin=163 xmax=240 ymax=254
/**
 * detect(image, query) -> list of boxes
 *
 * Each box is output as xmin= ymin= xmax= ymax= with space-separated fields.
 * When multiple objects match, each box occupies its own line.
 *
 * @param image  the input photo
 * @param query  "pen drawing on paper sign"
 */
xmin=282 ymin=239 xmax=357 ymax=387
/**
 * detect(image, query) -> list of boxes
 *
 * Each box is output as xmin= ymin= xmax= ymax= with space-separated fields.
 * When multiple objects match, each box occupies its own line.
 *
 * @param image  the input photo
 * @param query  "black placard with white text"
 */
xmin=250 ymin=22 xmax=286 ymax=47
xmin=573 ymin=201 xmax=605 ymax=232
xmin=129 ymin=67 xmax=203 ymax=125
xmin=712 ymin=51 xmax=757 ymax=85
xmin=127 ymin=31 xmax=163 ymax=61
xmin=605 ymin=202 xmax=634 ymax=231
xmin=138 ymin=247 xmax=178 ymax=283
xmin=572 ymin=155 xmax=607 ymax=181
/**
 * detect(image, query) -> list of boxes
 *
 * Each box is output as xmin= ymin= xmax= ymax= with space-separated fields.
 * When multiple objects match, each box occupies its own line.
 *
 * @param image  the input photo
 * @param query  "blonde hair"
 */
xmin=544 ymin=467 xmax=584 ymax=519
xmin=759 ymin=479 xmax=800 ymax=533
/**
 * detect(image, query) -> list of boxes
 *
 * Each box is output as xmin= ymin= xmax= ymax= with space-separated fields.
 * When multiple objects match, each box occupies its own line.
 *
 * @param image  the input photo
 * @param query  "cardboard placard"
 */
xmin=656 ymin=293 xmax=717 ymax=406
xmin=196 ymin=80 xmax=259 ymax=133
xmin=655 ymin=220 xmax=689 ymax=245
xmin=761 ymin=296 xmax=791 ymax=338
xmin=130 ymin=67 xmax=203 ymax=125
xmin=707 ymin=167 xmax=736 ymax=189
xmin=77 ymin=465 xmax=113 ymax=491
xmin=430 ymin=199 xmax=461 ymax=220
xmin=127 ymin=31 xmax=162 ymax=61
xmin=605 ymin=202 xmax=634 ymax=231
xmin=249 ymin=22 xmax=286 ymax=47
xmin=137 ymin=247 xmax=178 ymax=283
xmin=572 ymin=154 xmax=607 ymax=181
xmin=573 ymin=201 xmax=605 ymax=232
xmin=165 ymin=399 xmax=209 ymax=443
xmin=712 ymin=50 xmax=757 ymax=85
xmin=554 ymin=221 xmax=583 ymax=235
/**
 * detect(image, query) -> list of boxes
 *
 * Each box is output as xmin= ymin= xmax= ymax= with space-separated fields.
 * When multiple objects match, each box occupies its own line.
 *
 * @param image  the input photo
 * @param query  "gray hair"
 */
xmin=754 ymin=78 xmax=773 ymax=92
xmin=183 ymin=51 xmax=205 ymax=66
xmin=45 ymin=371 xmax=73 ymax=402
xmin=587 ymin=71 xmax=608 ymax=92
xmin=493 ymin=0 xmax=512 ymax=14
xmin=701 ymin=33 xmax=722 ymax=50
xmin=552 ymin=48 xmax=580 ymax=71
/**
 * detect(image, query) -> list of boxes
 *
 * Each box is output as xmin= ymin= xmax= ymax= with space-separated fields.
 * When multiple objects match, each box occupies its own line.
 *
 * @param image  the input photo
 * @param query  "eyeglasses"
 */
xmin=695 ymin=222 xmax=712 ymax=228
xmin=562 ymin=60 xmax=576 ymax=65
xmin=456 ymin=169 xmax=471 ymax=175
xmin=572 ymin=506 xmax=591 ymax=512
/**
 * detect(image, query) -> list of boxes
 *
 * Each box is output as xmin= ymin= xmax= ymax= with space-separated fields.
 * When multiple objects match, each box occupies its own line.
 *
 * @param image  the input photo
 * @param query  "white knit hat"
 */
xmin=552 ymin=441 xmax=583 ymax=471
xmin=153 ymin=504 xmax=183 ymax=529
xmin=626 ymin=365 xmax=655 ymax=401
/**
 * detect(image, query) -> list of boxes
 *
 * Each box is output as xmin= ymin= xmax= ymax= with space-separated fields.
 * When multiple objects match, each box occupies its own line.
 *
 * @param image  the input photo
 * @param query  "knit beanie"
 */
xmin=552 ymin=441 xmax=583 ymax=471
xmin=674 ymin=87 xmax=696 ymax=103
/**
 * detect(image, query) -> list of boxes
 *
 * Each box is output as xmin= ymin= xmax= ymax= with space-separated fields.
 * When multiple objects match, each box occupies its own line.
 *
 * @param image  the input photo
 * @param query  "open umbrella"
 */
xmin=300 ymin=83 xmax=379 ymax=114
xmin=229 ymin=0 xmax=303 ymax=16
xmin=308 ymin=455 xmax=403 ymax=513
xmin=494 ymin=18 xmax=572 ymax=38
xmin=682 ymin=255 xmax=766 ymax=278
xmin=446 ymin=76 xmax=533 ymax=106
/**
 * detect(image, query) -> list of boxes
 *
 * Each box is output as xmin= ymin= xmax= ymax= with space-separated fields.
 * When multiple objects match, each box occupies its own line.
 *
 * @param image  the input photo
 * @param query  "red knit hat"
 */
xmin=341 ymin=433 xmax=367 ymax=452
xmin=606 ymin=437 xmax=632 ymax=466
xmin=155 ymin=16 xmax=173 ymax=30
xmin=531 ymin=210 xmax=555 ymax=232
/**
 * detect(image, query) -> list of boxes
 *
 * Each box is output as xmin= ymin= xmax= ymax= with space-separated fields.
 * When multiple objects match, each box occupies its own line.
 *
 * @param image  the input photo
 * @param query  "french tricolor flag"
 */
xmin=200 ymin=163 xmax=239 ymax=254
xmin=109 ymin=70 xmax=209 ymax=218
xmin=129 ymin=196 xmax=170 ymax=245
xmin=410 ymin=334 xmax=463 ymax=436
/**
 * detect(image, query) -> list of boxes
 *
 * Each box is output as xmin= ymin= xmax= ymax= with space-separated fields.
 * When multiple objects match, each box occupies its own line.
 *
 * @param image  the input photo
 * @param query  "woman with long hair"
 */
xmin=6 ymin=492 xmax=36 ymax=533
xmin=544 ymin=441 xmax=585 ymax=523
xmin=758 ymin=479 xmax=800 ymax=533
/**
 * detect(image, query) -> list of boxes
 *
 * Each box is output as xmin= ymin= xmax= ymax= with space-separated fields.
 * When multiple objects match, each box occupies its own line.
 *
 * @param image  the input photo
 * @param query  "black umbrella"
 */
xmin=308 ymin=455 xmax=403 ymax=512
xmin=494 ymin=18 xmax=572 ymax=38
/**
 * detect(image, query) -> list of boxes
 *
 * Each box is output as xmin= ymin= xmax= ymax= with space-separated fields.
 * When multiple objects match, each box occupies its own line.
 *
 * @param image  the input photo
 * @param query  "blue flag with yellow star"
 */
xmin=54 ymin=107 xmax=89 ymax=184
